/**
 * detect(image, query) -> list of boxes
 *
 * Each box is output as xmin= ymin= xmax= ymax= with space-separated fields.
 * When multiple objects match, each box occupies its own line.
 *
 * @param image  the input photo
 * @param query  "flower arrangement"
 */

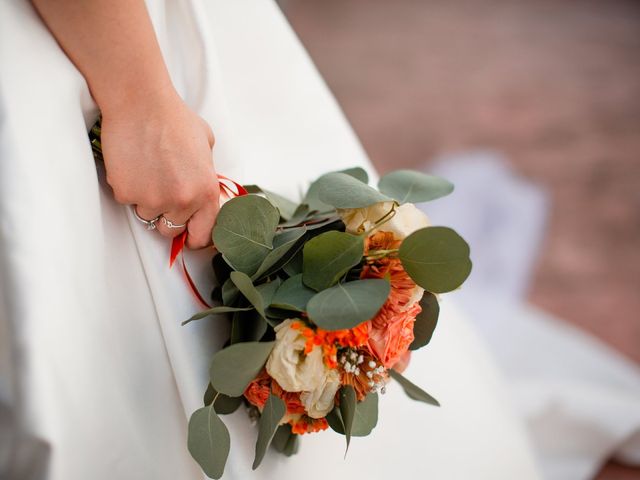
xmin=184 ymin=167 xmax=472 ymax=478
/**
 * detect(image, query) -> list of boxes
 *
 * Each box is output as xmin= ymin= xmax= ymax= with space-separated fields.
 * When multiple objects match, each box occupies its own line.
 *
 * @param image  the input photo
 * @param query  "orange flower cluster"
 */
xmin=290 ymin=416 xmax=329 ymax=435
xmin=291 ymin=320 xmax=368 ymax=369
xmin=243 ymin=369 xmax=329 ymax=435
xmin=361 ymin=231 xmax=420 ymax=369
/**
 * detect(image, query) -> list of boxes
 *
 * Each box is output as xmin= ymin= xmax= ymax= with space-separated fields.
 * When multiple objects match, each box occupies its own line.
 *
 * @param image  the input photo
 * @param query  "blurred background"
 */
xmin=278 ymin=1 xmax=640 ymax=479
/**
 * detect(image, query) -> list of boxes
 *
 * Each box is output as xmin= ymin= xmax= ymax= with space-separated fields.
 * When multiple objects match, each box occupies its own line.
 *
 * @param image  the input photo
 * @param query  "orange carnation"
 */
xmin=362 ymin=230 xmax=422 ymax=369
xmin=290 ymin=415 xmax=329 ymax=435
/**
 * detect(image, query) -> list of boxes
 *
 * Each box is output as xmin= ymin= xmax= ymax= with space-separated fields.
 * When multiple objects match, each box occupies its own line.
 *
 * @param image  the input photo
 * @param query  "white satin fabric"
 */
xmin=0 ymin=1 xmax=540 ymax=479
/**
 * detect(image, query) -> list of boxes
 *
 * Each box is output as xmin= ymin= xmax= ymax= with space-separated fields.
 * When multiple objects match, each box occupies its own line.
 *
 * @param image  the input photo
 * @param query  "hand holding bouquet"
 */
xmin=185 ymin=168 xmax=472 ymax=478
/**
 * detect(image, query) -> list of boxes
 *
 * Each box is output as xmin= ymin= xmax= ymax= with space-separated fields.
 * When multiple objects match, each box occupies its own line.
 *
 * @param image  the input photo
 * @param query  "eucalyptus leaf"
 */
xmin=252 ymin=227 xmax=306 ymax=280
xmin=351 ymin=392 xmax=378 ymax=436
xmin=209 ymin=341 xmax=275 ymax=397
xmin=410 ymin=292 xmax=439 ymax=350
xmin=203 ymin=384 xmax=244 ymax=414
xmin=187 ymin=405 xmax=230 ymax=479
xmin=339 ymin=167 xmax=369 ymax=184
xmin=389 ymin=369 xmax=440 ymax=406
xmin=230 ymin=309 xmax=267 ymax=344
xmin=212 ymin=195 xmax=279 ymax=276
xmin=317 ymin=172 xmax=392 ymax=209
xmin=302 ymin=231 xmax=364 ymax=291
xmin=339 ymin=386 xmax=357 ymax=455
xmin=378 ymin=170 xmax=454 ymax=204
xmin=253 ymin=394 xmax=286 ymax=469
xmin=230 ymin=271 xmax=265 ymax=317
xmin=399 ymin=226 xmax=472 ymax=293
xmin=327 ymin=393 xmax=378 ymax=437
xmin=183 ymin=305 xmax=254 ymax=326
xmin=306 ymin=279 xmax=390 ymax=331
xmin=244 ymin=185 xmax=299 ymax=220
xmin=272 ymin=424 xmax=299 ymax=456
xmin=255 ymin=279 xmax=281 ymax=311
xmin=221 ymin=278 xmax=239 ymax=305
xmin=326 ymin=407 xmax=345 ymax=435
xmin=283 ymin=249 xmax=304 ymax=276
xmin=270 ymin=274 xmax=316 ymax=312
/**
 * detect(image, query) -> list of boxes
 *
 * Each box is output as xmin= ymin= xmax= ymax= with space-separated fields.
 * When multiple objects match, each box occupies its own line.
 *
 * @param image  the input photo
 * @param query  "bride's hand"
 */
xmin=101 ymin=93 xmax=220 ymax=249
xmin=30 ymin=0 xmax=220 ymax=249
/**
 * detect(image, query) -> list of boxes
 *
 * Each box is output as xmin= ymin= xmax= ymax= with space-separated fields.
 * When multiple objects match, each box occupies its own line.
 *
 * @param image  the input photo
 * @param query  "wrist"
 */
xmin=93 ymin=71 xmax=179 ymax=118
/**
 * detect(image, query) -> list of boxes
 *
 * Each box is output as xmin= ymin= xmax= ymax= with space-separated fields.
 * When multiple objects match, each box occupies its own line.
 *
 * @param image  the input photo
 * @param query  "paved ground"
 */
xmin=282 ymin=1 xmax=640 ymax=478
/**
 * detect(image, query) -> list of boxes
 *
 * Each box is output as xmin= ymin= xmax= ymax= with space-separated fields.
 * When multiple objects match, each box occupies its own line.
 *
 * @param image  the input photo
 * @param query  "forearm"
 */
xmin=31 ymin=0 xmax=176 ymax=114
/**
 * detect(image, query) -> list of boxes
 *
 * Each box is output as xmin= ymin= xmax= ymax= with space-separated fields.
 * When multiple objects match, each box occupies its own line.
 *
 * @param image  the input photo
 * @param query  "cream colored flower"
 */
xmin=300 ymin=368 xmax=341 ymax=419
xmin=338 ymin=201 xmax=429 ymax=239
xmin=266 ymin=319 xmax=326 ymax=392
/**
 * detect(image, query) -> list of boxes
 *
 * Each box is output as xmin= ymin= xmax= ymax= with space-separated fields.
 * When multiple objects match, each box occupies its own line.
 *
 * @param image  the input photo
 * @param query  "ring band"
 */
xmin=160 ymin=215 xmax=187 ymax=229
xmin=132 ymin=208 xmax=160 ymax=230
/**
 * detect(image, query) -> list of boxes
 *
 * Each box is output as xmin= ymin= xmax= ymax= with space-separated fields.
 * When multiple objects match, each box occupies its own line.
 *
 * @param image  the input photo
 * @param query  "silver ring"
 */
xmin=160 ymin=215 xmax=187 ymax=229
xmin=132 ymin=208 xmax=160 ymax=230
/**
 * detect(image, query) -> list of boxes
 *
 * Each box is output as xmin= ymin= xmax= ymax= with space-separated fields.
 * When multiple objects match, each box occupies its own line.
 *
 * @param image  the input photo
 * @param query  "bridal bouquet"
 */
xmin=184 ymin=168 xmax=472 ymax=478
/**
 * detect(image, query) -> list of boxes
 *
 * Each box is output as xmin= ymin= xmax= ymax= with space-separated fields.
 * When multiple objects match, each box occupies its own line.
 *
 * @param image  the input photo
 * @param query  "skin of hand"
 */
xmin=31 ymin=0 xmax=220 ymax=249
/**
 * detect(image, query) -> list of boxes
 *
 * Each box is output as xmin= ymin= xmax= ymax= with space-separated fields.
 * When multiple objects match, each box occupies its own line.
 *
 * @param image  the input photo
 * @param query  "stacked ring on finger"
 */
xmin=132 ymin=207 xmax=161 ymax=230
xmin=160 ymin=215 xmax=187 ymax=229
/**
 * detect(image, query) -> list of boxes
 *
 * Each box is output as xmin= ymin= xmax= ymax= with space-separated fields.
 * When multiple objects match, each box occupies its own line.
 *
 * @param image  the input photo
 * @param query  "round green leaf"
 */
xmin=399 ymin=226 xmax=472 ymax=293
xmin=209 ymin=341 xmax=275 ymax=397
xmin=212 ymin=195 xmax=279 ymax=276
xmin=187 ymin=405 xmax=230 ymax=479
xmin=409 ymin=292 xmax=440 ymax=350
xmin=230 ymin=271 xmax=265 ymax=317
xmin=306 ymin=279 xmax=390 ymax=331
xmin=302 ymin=231 xmax=364 ymax=291
xmin=378 ymin=170 xmax=454 ymax=204
xmin=316 ymin=172 xmax=391 ymax=209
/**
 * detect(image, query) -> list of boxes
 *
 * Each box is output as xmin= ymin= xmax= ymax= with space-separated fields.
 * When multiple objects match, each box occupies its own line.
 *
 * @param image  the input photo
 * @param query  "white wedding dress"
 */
xmin=0 ymin=1 xmax=540 ymax=479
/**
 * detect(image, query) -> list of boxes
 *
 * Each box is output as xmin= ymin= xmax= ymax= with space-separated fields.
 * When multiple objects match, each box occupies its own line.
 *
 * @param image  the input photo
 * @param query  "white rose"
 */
xmin=339 ymin=201 xmax=429 ymax=239
xmin=266 ymin=320 xmax=326 ymax=392
xmin=300 ymin=368 xmax=341 ymax=419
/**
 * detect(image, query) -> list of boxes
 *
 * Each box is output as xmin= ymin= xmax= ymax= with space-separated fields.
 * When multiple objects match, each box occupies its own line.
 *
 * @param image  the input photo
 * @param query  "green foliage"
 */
xmin=315 ymin=172 xmax=391 ymax=209
xmin=302 ymin=231 xmax=364 ymax=291
xmin=230 ymin=271 xmax=266 ymax=317
xmin=389 ymin=369 xmax=440 ymax=406
xmin=378 ymin=170 xmax=453 ymax=204
xmin=306 ymin=279 xmax=390 ymax=330
xmin=270 ymin=274 xmax=316 ymax=312
xmin=399 ymin=226 xmax=472 ymax=293
xmin=212 ymin=195 xmax=279 ymax=276
xmin=271 ymin=424 xmax=299 ymax=456
xmin=187 ymin=405 xmax=230 ymax=479
xmin=203 ymin=384 xmax=244 ymax=415
xmin=252 ymin=227 xmax=306 ymax=280
xmin=183 ymin=305 xmax=253 ymax=326
xmin=327 ymin=393 xmax=378 ymax=437
xmin=253 ymin=394 xmax=286 ymax=469
xmin=209 ymin=341 xmax=275 ymax=397
xmin=339 ymin=386 xmax=357 ymax=454
xmin=409 ymin=292 xmax=440 ymax=350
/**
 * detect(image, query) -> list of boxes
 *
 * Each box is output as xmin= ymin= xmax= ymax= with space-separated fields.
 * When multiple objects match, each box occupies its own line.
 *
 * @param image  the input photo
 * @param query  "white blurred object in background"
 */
xmin=422 ymin=152 xmax=640 ymax=480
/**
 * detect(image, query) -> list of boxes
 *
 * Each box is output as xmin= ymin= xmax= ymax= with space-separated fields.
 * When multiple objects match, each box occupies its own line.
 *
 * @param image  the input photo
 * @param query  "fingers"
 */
xmin=155 ymin=210 xmax=191 ymax=238
xmin=185 ymin=192 xmax=220 ymax=249
xmin=134 ymin=205 xmax=163 ymax=227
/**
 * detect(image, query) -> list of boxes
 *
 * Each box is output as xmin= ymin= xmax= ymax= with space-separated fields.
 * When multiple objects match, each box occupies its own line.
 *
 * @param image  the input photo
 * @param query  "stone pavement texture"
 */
xmin=282 ymin=1 xmax=640 ymax=478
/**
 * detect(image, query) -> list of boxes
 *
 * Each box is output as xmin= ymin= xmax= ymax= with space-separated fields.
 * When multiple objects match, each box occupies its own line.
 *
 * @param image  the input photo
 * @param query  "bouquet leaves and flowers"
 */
xmin=90 ymin=120 xmax=471 ymax=479
xmin=185 ymin=169 xmax=471 ymax=478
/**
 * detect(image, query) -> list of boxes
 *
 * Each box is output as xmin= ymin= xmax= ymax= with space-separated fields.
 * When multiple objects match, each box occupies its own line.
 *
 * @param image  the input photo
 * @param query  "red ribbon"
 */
xmin=170 ymin=174 xmax=248 ymax=309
